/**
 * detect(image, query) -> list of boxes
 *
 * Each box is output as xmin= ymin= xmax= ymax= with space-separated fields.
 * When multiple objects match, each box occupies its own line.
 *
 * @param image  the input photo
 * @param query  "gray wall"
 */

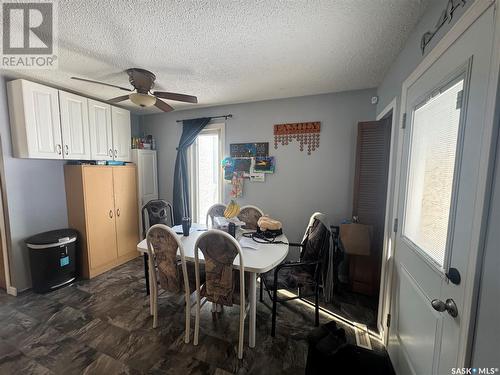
xmin=141 ymin=90 xmax=376 ymax=247
xmin=377 ymin=0 xmax=474 ymax=113
xmin=0 ymin=76 xmax=68 ymax=291
xmin=131 ymin=114 xmax=141 ymax=137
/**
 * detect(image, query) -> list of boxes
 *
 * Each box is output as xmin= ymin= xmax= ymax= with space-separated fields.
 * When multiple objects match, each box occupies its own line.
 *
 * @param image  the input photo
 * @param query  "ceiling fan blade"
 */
xmin=154 ymin=98 xmax=174 ymax=112
xmin=71 ymin=77 xmax=132 ymax=92
xmin=108 ymin=94 xmax=130 ymax=103
xmin=153 ymin=91 xmax=198 ymax=104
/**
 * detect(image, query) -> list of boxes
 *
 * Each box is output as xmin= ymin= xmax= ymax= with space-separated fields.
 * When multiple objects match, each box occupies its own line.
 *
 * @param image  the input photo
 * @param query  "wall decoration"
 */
xmin=249 ymin=173 xmax=265 ymax=182
xmin=230 ymin=173 xmax=244 ymax=198
xmin=421 ymin=0 xmax=466 ymax=54
xmin=274 ymin=122 xmax=321 ymax=155
xmin=222 ymin=157 xmax=235 ymax=181
xmin=253 ymin=156 xmax=275 ymax=174
xmin=230 ymin=142 xmax=269 ymax=157
xmin=233 ymin=158 xmax=252 ymax=173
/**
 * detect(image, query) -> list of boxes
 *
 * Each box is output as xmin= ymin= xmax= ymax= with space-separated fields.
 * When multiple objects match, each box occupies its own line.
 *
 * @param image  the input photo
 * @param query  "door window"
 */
xmin=403 ymin=78 xmax=464 ymax=269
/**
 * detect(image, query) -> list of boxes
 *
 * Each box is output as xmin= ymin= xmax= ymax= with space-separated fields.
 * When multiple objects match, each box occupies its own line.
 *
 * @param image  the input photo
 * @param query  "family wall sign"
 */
xmin=273 ymin=122 xmax=321 ymax=155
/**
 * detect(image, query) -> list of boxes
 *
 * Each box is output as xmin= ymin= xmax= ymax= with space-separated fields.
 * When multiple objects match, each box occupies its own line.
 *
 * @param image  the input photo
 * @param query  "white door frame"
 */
xmin=386 ymin=0 xmax=500 ymax=367
xmin=375 ymin=97 xmax=398 ymax=344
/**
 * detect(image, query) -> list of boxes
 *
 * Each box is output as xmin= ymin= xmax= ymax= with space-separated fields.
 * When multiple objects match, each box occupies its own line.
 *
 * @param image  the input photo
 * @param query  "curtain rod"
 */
xmin=176 ymin=114 xmax=233 ymax=123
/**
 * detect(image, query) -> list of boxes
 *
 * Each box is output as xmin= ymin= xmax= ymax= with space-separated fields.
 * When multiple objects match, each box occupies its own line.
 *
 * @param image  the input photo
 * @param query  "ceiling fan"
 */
xmin=71 ymin=68 xmax=197 ymax=112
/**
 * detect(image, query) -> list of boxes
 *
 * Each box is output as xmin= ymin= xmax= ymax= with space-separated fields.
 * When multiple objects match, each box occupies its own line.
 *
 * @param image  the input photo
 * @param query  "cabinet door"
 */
xmin=10 ymin=80 xmax=63 ymax=159
xmin=138 ymin=150 xmax=158 ymax=206
xmin=83 ymin=167 xmax=118 ymax=269
xmin=88 ymin=100 xmax=113 ymax=160
xmin=59 ymin=91 xmax=90 ymax=160
xmin=111 ymin=107 xmax=131 ymax=161
xmin=113 ymin=166 xmax=139 ymax=257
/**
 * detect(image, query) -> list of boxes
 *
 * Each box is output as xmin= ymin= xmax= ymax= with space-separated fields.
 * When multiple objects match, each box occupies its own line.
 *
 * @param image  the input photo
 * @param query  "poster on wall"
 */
xmin=230 ymin=173 xmax=244 ymax=198
xmin=233 ymin=158 xmax=252 ymax=173
xmin=253 ymin=156 xmax=275 ymax=173
xmin=230 ymin=142 xmax=269 ymax=157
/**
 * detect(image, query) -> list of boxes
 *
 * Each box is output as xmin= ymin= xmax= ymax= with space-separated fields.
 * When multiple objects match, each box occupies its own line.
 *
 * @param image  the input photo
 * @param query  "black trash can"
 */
xmin=26 ymin=229 xmax=78 ymax=293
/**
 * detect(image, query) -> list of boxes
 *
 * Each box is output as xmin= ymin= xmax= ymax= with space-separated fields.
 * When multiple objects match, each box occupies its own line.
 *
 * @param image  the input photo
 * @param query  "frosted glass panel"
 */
xmin=403 ymin=79 xmax=464 ymax=268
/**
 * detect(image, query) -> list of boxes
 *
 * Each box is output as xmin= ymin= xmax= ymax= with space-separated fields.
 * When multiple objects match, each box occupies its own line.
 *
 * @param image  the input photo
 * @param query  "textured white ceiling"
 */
xmin=5 ymin=0 xmax=430 ymax=113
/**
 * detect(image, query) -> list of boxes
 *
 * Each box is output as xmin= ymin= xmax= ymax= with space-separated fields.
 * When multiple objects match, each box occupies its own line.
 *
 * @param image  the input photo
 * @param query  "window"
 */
xmin=188 ymin=123 xmax=225 ymax=224
xmin=403 ymin=78 xmax=464 ymax=269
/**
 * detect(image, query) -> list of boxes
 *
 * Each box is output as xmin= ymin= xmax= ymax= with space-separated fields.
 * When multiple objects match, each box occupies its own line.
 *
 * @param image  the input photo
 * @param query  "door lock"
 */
xmin=431 ymin=298 xmax=458 ymax=318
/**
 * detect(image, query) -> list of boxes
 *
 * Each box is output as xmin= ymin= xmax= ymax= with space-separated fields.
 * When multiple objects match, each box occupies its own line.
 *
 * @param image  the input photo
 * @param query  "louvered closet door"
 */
xmin=351 ymin=119 xmax=391 ymax=295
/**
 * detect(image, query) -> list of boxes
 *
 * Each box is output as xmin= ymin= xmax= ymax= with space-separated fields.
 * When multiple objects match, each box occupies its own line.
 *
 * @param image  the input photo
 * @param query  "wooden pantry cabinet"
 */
xmin=64 ymin=165 xmax=139 ymax=278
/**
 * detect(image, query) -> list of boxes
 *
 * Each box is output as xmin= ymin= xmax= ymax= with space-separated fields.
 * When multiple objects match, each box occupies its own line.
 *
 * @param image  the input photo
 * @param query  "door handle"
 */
xmin=109 ymin=149 xmax=113 ymax=157
xmin=431 ymin=298 xmax=458 ymax=318
xmin=116 ymin=208 xmax=120 ymax=217
xmin=109 ymin=210 xmax=113 ymax=218
xmin=56 ymin=144 xmax=62 ymax=155
xmin=64 ymin=145 xmax=69 ymax=155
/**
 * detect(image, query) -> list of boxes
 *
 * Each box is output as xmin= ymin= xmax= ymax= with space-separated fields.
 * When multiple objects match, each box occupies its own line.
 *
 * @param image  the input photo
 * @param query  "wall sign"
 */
xmin=274 ymin=122 xmax=321 ymax=155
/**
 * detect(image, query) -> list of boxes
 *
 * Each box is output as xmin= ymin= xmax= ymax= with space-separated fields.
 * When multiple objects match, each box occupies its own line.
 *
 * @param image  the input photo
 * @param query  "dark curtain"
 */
xmin=173 ymin=117 xmax=211 ymax=224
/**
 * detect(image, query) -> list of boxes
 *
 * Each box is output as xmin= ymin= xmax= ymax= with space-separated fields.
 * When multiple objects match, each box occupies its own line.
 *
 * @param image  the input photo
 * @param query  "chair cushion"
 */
xmin=262 ymin=264 xmax=315 ymax=290
xmin=238 ymin=207 xmax=262 ymax=230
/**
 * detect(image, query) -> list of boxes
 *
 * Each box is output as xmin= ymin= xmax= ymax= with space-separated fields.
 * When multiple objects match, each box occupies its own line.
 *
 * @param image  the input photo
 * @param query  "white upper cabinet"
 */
xmin=7 ymin=80 xmax=63 ymax=159
xmin=59 ymin=91 xmax=91 ymax=160
xmin=111 ymin=106 xmax=131 ymax=161
xmin=7 ymin=79 xmax=132 ymax=161
xmin=88 ymin=99 xmax=113 ymax=160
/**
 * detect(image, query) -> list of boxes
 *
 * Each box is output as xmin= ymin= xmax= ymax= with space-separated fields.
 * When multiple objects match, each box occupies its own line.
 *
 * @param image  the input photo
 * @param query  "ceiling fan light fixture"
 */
xmin=129 ymin=92 xmax=157 ymax=107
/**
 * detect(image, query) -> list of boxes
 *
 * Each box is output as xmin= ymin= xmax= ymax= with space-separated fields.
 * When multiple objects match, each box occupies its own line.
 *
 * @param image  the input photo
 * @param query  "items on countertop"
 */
xmin=132 ymin=134 xmax=156 ymax=150
xmin=257 ymin=216 xmax=282 ymax=231
xmin=181 ymin=217 xmax=192 ymax=236
xmin=65 ymin=160 xmax=127 ymax=166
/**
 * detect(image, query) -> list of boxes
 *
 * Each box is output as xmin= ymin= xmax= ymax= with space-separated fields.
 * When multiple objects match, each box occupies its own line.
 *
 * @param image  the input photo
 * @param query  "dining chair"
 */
xmin=142 ymin=199 xmax=174 ymax=238
xmin=260 ymin=212 xmax=338 ymax=337
xmin=146 ymin=224 xmax=204 ymax=343
xmin=193 ymin=229 xmax=248 ymax=359
xmin=237 ymin=205 xmax=264 ymax=230
xmin=205 ymin=203 xmax=227 ymax=227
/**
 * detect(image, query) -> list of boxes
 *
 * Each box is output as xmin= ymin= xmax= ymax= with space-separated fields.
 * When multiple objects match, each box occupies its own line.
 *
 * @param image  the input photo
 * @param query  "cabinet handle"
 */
xmin=116 ymin=208 xmax=120 ymax=217
xmin=56 ymin=144 xmax=62 ymax=155
xmin=109 ymin=149 xmax=113 ymax=157
xmin=64 ymin=145 xmax=69 ymax=155
xmin=114 ymin=149 xmax=118 ymax=157
xmin=109 ymin=210 xmax=113 ymax=218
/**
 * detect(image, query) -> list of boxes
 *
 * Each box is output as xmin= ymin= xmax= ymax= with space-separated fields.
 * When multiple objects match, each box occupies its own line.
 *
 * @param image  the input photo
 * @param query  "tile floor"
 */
xmin=0 ymin=257 xmax=384 ymax=374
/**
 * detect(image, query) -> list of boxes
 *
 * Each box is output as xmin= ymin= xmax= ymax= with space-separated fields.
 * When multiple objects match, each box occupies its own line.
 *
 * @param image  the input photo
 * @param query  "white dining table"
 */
xmin=136 ymin=228 xmax=289 ymax=348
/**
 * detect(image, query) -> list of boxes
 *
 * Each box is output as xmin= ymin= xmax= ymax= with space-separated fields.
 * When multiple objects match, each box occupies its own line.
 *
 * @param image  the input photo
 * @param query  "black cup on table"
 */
xmin=182 ymin=217 xmax=191 ymax=236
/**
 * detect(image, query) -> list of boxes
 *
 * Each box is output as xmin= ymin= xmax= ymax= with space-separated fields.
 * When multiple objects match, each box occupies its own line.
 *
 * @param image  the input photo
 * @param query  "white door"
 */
xmin=137 ymin=150 xmax=158 ymax=207
xmin=88 ymin=99 xmax=113 ymax=160
xmin=391 ymin=7 xmax=495 ymax=375
xmin=21 ymin=80 xmax=63 ymax=159
xmin=111 ymin=106 xmax=131 ymax=161
xmin=59 ymin=91 xmax=91 ymax=160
